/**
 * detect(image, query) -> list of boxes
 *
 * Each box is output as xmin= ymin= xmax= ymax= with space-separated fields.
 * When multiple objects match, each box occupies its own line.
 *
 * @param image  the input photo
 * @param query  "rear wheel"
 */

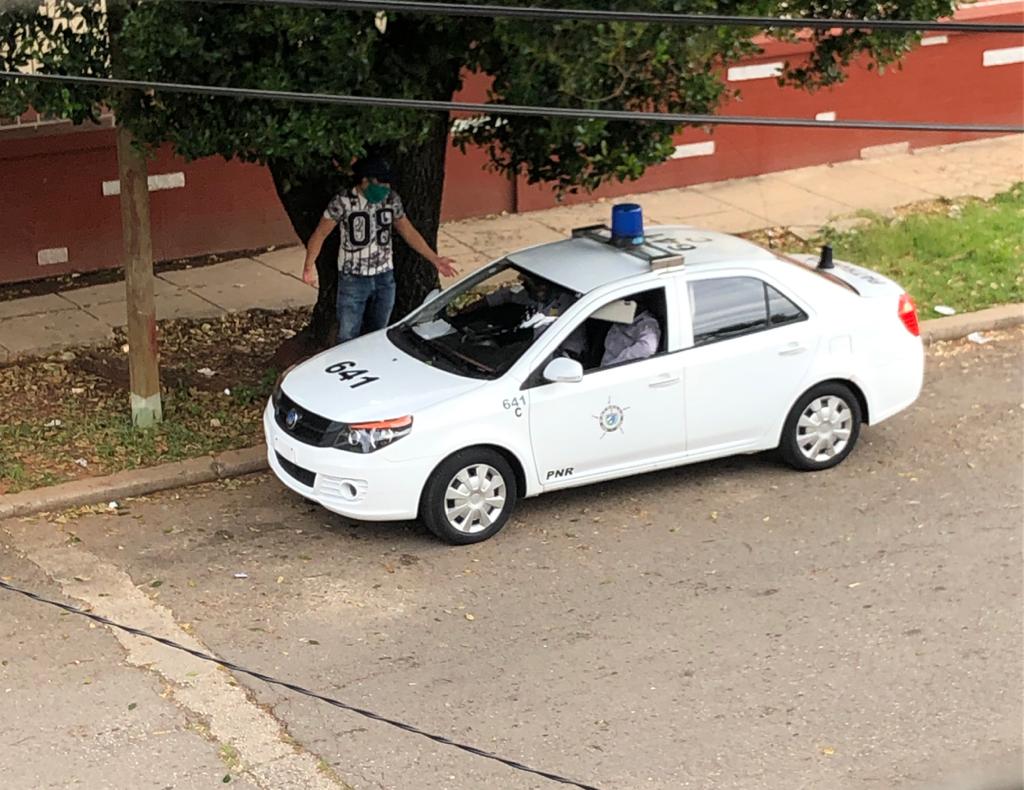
xmin=420 ymin=449 xmax=518 ymax=544
xmin=780 ymin=383 xmax=862 ymax=471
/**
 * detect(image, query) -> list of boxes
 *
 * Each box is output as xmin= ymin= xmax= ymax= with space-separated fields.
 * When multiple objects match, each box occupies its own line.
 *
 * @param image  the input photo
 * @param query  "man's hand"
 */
xmin=434 ymin=256 xmax=459 ymax=279
xmin=302 ymin=215 xmax=335 ymax=289
xmin=395 ymin=217 xmax=460 ymax=278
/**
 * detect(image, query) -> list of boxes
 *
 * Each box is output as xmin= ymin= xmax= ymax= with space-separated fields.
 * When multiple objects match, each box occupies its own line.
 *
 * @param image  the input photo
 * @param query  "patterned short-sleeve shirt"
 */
xmin=324 ymin=189 xmax=406 ymax=276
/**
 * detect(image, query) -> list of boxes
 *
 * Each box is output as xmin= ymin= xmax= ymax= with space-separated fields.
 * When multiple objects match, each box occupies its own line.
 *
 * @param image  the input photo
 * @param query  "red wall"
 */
xmin=1 ymin=1 xmax=1021 ymax=285
xmin=513 ymin=9 xmax=1024 ymax=211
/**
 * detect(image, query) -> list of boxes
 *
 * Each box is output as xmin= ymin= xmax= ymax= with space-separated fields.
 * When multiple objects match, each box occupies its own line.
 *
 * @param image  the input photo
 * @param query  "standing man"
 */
xmin=302 ymin=156 xmax=458 ymax=343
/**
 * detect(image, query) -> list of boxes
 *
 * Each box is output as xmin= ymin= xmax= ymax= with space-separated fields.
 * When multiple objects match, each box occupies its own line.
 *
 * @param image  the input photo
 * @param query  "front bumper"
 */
xmin=263 ymin=402 xmax=428 ymax=521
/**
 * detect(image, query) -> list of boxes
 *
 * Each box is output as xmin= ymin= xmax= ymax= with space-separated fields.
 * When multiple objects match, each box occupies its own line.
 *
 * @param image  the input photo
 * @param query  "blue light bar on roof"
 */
xmin=570 ymin=206 xmax=685 ymax=271
xmin=611 ymin=203 xmax=645 ymax=246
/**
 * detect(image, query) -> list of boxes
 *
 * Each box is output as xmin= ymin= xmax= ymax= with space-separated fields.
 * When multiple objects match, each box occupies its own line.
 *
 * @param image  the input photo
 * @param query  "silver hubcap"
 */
xmin=444 ymin=464 xmax=507 ymax=534
xmin=796 ymin=395 xmax=853 ymax=462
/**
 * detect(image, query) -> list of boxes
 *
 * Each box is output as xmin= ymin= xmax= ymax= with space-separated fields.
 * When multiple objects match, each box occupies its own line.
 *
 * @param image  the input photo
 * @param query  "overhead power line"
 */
xmin=174 ymin=0 xmax=1024 ymax=34
xmin=3 ymin=71 xmax=1022 ymax=134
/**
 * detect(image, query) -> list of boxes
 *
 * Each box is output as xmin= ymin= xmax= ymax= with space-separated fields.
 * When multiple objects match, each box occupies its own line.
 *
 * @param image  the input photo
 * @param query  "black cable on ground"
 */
xmin=0 ymin=578 xmax=605 ymax=790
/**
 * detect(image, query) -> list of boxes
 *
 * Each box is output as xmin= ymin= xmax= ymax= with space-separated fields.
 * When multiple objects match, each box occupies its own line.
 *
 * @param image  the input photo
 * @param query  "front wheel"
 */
xmin=420 ymin=449 xmax=518 ymax=544
xmin=780 ymin=383 xmax=862 ymax=471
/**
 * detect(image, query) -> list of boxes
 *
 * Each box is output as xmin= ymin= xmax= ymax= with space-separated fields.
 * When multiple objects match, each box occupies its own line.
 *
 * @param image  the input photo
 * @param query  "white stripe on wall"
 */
xmin=37 ymin=247 xmax=69 ymax=266
xmin=671 ymin=141 xmax=716 ymax=159
xmin=920 ymin=35 xmax=949 ymax=47
xmin=815 ymin=111 xmax=837 ymax=122
xmin=102 ymin=171 xmax=186 ymax=197
xmin=970 ymin=0 xmax=1023 ymax=8
xmin=727 ymin=62 xmax=784 ymax=82
xmin=983 ymin=46 xmax=1024 ymax=67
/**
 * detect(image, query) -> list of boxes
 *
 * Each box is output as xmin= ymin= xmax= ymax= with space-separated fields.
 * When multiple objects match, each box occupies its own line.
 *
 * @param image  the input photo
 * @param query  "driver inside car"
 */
xmin=601 ymin=309 xmax=661 ymax=367
xmin=484 ymin=273 xmax=574 ymax=317
xmin=482 ymin=274 xmax=587 ymax=358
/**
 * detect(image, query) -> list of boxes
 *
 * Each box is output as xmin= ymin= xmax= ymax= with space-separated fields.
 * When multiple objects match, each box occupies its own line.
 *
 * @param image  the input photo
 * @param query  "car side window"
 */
xmin=525 ymin=287 xmax=669 ymax=388
xmin=689 ymin=277 xmax=806 ymax=346
xmin=767 ymin=284 xmax=806 ymax=327
xmin=567 ymin=287 xmax=668 ymax=373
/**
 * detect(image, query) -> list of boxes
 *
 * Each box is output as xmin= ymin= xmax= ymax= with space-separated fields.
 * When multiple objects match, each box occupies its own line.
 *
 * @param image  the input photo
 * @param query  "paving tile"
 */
xmin=522 ymin=200 xmax=673 ymax=235
xmin=437 ymin=231 xmax=490 ymax=264
xmin=443 ymin=215 xmax=564 ymax=259
xmin=692 ymin=178 xmax=853 ymax=227
xmin=853 ymin=159 xmax=1017 ymax=200
xmin=524 ymin=202 xmax=621 ymax=236
xmin=436 ymin=232 xmax=491 ymax=285
xmin=84 ymin=291 xmax=226 ymax=327
xmin=777 ymin=162 xmax=938 ymax=213
xmin=0 ymin=310 xmax=113 ymax=357
xmin=913 ymin=133 xmax=1023 ymax=159
xmin=0 ymin=293 xmax=76 ymax=321
xmin=249 ymin=246 xmax=306 ymax=277
xmin=684 ymin=208 xmax=774 ymax=234
xmin=157 ymin=259 xmax=316 ymax=313
xmin=60 ymin=277 xmax=178 ymax=307
xmin=632 ymin=188 xmax=734 ymax=224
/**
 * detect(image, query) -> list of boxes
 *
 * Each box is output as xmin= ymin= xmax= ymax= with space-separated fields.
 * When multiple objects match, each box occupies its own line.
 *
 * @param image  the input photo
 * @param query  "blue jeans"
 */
xmin=336 ymin=270 xmax=396 ymax=343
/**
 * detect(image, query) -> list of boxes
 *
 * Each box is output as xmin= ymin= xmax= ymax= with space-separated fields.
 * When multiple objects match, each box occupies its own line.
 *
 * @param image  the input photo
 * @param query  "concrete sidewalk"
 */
xmin=1 ymin=134 xmax=1021 ymax=362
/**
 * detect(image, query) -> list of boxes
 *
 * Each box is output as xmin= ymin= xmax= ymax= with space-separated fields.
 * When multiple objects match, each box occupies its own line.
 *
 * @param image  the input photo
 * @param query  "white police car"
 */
xmin=265 ymin=205 xmax=923 ymax=544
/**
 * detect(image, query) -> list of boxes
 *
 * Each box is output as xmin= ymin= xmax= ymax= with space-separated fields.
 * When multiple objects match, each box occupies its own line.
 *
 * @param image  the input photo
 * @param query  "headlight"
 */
xmin=334 ymin=416 xmax=413 ymax=453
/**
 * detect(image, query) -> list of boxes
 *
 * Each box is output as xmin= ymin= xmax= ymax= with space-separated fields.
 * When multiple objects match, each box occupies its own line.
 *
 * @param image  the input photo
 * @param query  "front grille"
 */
xmin=276 ymin=452 xmax=316 ymax=487
xmin=274 ymin=391 xmax=334 ymax=446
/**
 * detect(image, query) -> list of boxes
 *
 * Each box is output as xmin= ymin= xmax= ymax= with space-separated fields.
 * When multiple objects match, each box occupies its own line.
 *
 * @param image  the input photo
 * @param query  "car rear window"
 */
xmin=689 ymin=276 xmax=807 ymax=345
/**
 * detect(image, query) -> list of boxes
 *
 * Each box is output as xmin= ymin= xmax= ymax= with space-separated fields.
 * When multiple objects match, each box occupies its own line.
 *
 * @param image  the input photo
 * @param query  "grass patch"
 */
xmin=749 ymin=183 xmax=1024 ymax=314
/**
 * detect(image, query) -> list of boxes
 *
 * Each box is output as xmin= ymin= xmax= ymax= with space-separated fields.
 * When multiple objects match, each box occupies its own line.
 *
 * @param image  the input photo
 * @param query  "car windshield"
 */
xmin=388 ymin=259 xmax=580 ymax=379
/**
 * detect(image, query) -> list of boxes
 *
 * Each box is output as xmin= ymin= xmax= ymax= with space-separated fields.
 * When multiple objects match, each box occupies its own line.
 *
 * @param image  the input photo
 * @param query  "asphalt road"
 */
xmin=2 ymin=329 xmax=1021 ymax=790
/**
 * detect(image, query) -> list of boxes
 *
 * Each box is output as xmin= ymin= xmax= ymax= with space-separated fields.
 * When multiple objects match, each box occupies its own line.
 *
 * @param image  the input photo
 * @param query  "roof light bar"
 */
xmin=572 ymin=205 xmax=685 ymax=270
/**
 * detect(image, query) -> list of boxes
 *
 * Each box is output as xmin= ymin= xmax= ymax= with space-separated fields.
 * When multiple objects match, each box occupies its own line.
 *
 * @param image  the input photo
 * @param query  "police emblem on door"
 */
xmin=595 ymin=398 xmax=629 ymax=437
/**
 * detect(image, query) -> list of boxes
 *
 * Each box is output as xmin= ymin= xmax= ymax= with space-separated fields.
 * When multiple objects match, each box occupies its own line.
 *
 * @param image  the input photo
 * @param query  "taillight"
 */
xmin=898 ymin=293 xmax=920 ymax=336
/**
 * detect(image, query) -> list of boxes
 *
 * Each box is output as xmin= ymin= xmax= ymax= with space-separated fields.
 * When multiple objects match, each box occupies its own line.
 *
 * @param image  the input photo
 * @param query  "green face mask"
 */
xmin=364 ymin=183 xmax=391 ymax=204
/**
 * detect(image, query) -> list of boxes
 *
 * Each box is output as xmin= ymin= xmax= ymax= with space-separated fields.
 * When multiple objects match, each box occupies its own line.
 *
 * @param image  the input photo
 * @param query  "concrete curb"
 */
xmin=2 ymin=303 xmax=1021 ymax=521
xmin=0 ymin=445 xmax=268 ymax=521
xmin=919 ymin=303 xmax=1024 ymax=344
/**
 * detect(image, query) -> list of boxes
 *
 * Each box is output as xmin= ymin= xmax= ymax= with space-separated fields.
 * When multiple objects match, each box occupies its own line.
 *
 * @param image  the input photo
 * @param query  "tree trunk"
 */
xmin=267 ymin=159 xmax=340 ymax=349
xmin=380 ymin=114 xmax=452 ymax=318
xmin=109 ymin=5 xmax=161 ymax=427
xmin=117 ymin=124 xmax=162 ymax=428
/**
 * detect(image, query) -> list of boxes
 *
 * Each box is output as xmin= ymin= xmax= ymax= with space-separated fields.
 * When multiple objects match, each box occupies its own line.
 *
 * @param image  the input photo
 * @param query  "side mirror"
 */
xmin=542 ymin=357 xmax=584 ymax=384
xmin=421 ymin=288 xmax=441 ymax=307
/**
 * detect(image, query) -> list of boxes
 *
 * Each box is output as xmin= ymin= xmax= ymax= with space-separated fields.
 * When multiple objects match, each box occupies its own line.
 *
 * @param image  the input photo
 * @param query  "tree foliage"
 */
xmin=1 ymin=0 xmax=956 ymax=339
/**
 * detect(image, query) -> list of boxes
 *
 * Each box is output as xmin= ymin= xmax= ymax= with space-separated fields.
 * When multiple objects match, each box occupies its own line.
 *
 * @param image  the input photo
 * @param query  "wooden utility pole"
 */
xmin=116 ymin=124 xmax=162 ymax=427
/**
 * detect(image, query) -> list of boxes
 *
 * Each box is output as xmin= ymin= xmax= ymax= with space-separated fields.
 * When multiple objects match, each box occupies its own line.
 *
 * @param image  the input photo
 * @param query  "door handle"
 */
xmin=649 ymin=376 xmax=681 ymax=388
xmin=778 ymin=343 xmax=807 ymax=357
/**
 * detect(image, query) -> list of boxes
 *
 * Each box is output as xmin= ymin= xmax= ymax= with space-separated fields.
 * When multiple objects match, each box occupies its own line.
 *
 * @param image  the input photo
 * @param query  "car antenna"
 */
xmin=818 ymin=244 xmax=834 ymax=270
